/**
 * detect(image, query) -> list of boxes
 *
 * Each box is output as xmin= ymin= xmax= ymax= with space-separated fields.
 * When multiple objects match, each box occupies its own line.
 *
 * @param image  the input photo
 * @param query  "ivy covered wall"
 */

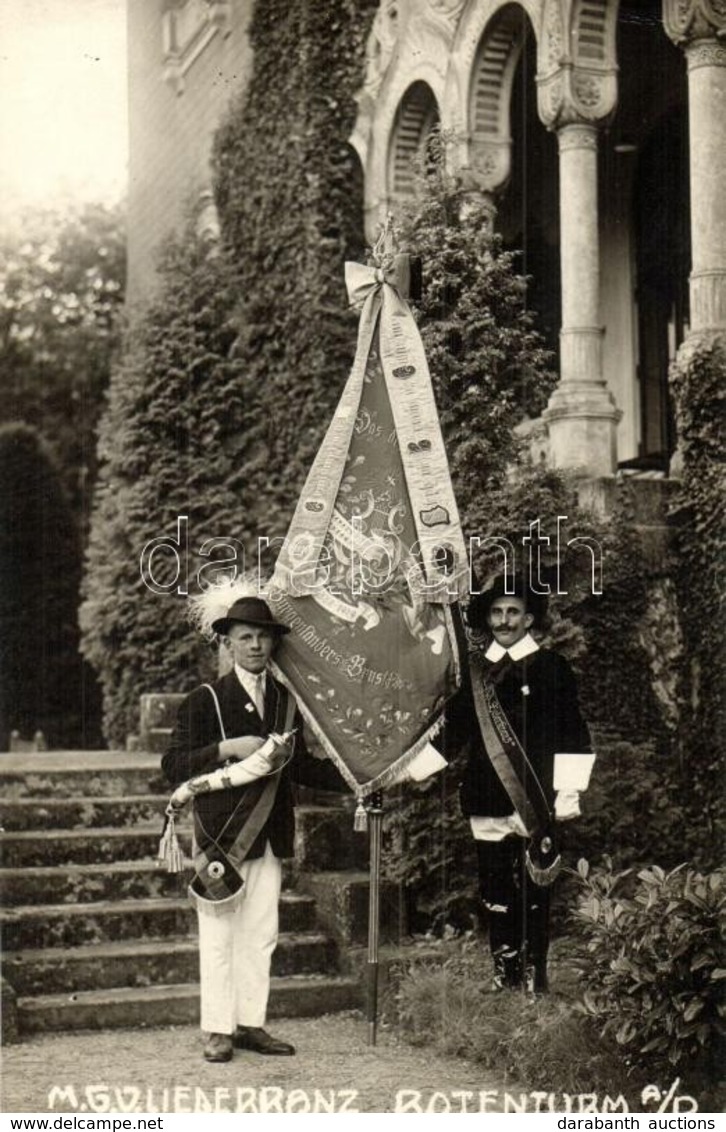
xmin=82 ymin=0 xmax=377 ymax=745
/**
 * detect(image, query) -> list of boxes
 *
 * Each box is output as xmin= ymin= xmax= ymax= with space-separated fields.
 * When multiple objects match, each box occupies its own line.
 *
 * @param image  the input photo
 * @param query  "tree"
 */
xmin=396 ymin=136 xmax=556 ymax=541
xmin=0 ymin=423 xmax=102 ymax=749
xmin=0 ymin=203 xmax=126 ymax=525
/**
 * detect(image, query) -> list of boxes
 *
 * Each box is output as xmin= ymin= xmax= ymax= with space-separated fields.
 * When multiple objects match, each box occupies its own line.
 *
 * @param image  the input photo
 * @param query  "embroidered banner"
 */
xmin=268 ymin=258 xmax=466 ymax=794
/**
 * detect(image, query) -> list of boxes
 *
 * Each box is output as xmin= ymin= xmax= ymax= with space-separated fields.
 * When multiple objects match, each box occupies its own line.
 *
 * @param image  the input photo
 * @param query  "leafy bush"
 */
xmin=572 ymin=858 xmax=726 ymax=1079
xmin=561 ymin=734 xmax=690 ymax=872
xmin=397 ymin=134 xmax=556 ymax=512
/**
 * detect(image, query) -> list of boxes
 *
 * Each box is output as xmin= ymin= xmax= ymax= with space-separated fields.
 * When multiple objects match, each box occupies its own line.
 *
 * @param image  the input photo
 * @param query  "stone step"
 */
xmin=0 ymin=859 xmax=294 ymax=906
xmin=2 ymin=893 xmax=317 ymax=951
xmin=297 ymin=870 xmax=406 ymax=946
xmin=0 ymin=826 xmax=183 ymax=868
xmin=0 ymin=795 xmax=176 ymax=832
xmin=17 ymin=977 xmax=362 ymax=1034
xmin=2 ymin=809 xmax=360 ymax=871
xmin=0 ymin=862 xmax=187 ymax=906
xmin=0 ymin=752 xmax=163 ymax=800
xmin=4 ymin=932 xmax=338 ymax=996
xmin=293 ymin=806 xmax=368 ymax=873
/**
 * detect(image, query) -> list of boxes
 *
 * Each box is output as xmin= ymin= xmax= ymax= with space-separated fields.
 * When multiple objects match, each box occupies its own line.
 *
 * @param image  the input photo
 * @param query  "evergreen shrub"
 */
xmin=0 ymin=423 xmax=101 ymax=748
xmin=80 ymin=225 xmax=248 ymax=744
xmin=573 ymin=858 xmax=726 ymax=1083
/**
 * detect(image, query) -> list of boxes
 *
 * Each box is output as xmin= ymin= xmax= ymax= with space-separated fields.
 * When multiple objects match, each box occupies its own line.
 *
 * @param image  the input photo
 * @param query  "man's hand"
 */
xmin=265 ymin=731 xmax=295 ymax=771
xmin=218 ymin=735 xmax=265 ymax=763
xmin=555 ymin=790 xmax=581 ymax=821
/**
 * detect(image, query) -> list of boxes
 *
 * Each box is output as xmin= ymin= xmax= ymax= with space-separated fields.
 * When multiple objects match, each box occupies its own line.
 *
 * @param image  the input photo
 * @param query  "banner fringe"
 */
xmin=270 ymin=660 xmax=447 ymax=799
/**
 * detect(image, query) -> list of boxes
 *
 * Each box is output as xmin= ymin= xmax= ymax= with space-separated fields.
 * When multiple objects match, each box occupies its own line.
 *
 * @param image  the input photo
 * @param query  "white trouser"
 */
xmin=196 ymin=841 xmax=282 ymax=1034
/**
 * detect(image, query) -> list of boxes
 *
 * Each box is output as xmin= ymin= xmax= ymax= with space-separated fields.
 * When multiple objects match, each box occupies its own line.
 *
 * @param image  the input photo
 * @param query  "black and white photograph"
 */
xmin=1 ymin=0 xmax=724 ymax=1119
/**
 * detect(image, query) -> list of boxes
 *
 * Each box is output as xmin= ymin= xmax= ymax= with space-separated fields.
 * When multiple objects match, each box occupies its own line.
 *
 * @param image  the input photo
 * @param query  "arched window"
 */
xmin=388 ymin=81 xmax=440 ymax=201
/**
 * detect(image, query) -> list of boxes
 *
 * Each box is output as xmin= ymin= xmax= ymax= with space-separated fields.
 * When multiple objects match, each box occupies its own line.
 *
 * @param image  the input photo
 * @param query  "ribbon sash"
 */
xmin=189 ymin=682 xmax=296 ymax=903
xmin=469 ymin=659 xmax=552 ymax=837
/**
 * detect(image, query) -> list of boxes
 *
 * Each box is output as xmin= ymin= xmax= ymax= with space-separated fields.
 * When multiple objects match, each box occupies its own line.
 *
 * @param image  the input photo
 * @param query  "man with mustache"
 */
xmin=444 ymin=574 xmax=594 ymax=994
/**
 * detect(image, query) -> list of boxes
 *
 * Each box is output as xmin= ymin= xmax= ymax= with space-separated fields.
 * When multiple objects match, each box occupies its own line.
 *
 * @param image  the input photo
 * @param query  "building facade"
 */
xmin=127 ymin=0 xmax=726 ymax=478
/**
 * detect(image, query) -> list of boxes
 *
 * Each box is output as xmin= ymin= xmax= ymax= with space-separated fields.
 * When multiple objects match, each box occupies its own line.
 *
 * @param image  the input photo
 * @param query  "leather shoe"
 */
xmin=203 ymin=1032 xmax=233 ymax=1062
xmin=234 ymin=1026 xmax=296 ymax=1056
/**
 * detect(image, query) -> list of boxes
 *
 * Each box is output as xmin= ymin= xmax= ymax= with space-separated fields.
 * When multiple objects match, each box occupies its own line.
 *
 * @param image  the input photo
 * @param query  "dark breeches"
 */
xmin=475 ymin=838 xmax=551 ymax=991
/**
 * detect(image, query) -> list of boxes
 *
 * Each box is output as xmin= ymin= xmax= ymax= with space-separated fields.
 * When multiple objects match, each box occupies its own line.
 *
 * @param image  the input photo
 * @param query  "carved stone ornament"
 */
xmin=545 ymin=0 xmax=565 ymax=70
xmin=162 ymin=0 xmax=232 ymax=95
xmin=427 ymin=0 xmax=466 ymax=23
xmin=557 ymin=122 xmax=598 ymax=152
xmin=469 ymin=142 xmax=509 ymax=189
xmin=573 ymin=72 xmax=602 ymax=109
xmin=686 ymin=37 xmax=726 ymax=67
xmin=663 ymin=0 xmax=726 ymax=44
xmin=360 ymin=0 xmax=402 ymax=102
xmin=538 ymin=65 xmax=615 ymax=129
xmin=408 ymin=0 xmax=466 ymax=58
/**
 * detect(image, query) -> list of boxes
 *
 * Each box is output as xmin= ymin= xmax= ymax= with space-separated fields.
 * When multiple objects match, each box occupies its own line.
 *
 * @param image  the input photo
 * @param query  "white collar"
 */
xmin=234 ymin=663 xmax=267 ymax=699
xmin=484 ymin=633 xmax=540 ymax=663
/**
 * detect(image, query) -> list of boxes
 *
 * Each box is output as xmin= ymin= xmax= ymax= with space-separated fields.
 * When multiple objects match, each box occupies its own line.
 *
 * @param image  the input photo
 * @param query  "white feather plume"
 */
xmin=188 ymin=573 xmax=268 ymax=640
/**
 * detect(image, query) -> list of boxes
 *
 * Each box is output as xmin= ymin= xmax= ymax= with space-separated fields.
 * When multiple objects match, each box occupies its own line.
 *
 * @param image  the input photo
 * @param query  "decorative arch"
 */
xmin=446 ymin=0 xmax=543 ymax=186
xmin=388 ymin=80 xmax=441 ymax=200
xmin=467 ymin=4 xmax=532 ymax=189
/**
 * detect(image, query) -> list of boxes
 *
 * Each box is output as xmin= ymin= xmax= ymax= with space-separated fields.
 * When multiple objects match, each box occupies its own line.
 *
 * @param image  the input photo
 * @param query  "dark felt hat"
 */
xmin=467 ymin=573 xmax=549 ymax=632
xmin=211 ymin=597 xmax=290 ymax=636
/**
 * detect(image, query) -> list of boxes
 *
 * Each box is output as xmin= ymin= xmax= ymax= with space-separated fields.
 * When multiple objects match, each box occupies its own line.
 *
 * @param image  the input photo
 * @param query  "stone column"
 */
xmin=542 ymin=121 xmax=620 ymax=475
xmin=663 ymin=1 xmax=726 ymax=332
xmin=684 ymin=36 xmax=726 ymax=330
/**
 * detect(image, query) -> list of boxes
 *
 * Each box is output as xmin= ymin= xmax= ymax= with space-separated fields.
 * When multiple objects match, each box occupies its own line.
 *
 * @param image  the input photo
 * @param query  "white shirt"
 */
xmin=234 ymin=664 xmax=266 ymax=719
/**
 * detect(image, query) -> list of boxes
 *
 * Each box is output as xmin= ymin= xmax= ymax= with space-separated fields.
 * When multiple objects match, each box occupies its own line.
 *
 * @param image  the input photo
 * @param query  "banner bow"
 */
xmin=345 ymin=255 xmax=411 ymax=308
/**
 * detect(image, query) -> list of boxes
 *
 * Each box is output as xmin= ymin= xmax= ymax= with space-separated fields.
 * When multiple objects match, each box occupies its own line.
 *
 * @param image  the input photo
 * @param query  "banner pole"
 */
xmin=366 ymin=789 xmax=384 ymax=1046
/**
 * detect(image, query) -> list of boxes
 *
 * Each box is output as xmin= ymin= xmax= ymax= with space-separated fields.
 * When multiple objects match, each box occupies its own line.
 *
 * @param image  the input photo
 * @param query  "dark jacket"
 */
xmin=441 ymin=647 xmax=592 ymax=818
xmin=162 ymin=669 xmax=347 ymax=860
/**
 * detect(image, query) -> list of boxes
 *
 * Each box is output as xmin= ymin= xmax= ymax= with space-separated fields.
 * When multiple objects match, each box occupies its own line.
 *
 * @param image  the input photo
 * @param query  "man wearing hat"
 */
xmin=443 ymin=575 xmax=594 ymax=994
xmin=163 ymin=596 xmax=347 ymax=1063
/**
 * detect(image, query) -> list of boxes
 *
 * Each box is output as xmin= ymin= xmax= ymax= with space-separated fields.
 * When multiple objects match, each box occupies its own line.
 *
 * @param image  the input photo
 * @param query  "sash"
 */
xmin=469 ymin=657 xmax=561 ymax=886
xmin=188 ymin=681 xmax=296 ymax=912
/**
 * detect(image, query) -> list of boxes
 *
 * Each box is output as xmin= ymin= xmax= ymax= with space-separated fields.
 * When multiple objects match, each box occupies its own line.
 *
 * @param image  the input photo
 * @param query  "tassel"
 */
xmin=158 ymin=806 xmax=185 ymax=873
xmin=353 ymin=800 xmax=368 ymax=833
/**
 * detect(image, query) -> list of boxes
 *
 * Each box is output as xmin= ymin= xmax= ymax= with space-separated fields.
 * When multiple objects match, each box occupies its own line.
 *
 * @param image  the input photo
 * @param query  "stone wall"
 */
xmin=126 ymin=0 xmax=254 ymax=305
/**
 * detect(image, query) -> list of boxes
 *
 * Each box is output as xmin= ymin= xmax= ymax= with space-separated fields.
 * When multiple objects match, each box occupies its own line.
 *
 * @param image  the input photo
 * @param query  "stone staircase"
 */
xmin=0 ymin=752 xmax=400 ymax=1040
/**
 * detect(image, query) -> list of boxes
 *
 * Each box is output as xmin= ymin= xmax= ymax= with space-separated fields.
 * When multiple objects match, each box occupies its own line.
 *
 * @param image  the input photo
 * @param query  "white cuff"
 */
xmin=389 ymin=743 xmax=447 ymax=784
xmin=553 ymin=753 xmax=596 ymax=791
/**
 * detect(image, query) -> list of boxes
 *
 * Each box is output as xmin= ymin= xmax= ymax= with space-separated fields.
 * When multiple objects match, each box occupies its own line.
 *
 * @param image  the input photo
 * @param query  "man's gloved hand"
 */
xmin=555 ymin=790 xmax=581 ymax=821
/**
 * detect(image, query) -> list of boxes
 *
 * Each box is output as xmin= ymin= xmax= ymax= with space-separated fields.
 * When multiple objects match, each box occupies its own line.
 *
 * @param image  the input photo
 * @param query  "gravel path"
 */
xmin=3 ymin=1012 xmax=521 ymax=1114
